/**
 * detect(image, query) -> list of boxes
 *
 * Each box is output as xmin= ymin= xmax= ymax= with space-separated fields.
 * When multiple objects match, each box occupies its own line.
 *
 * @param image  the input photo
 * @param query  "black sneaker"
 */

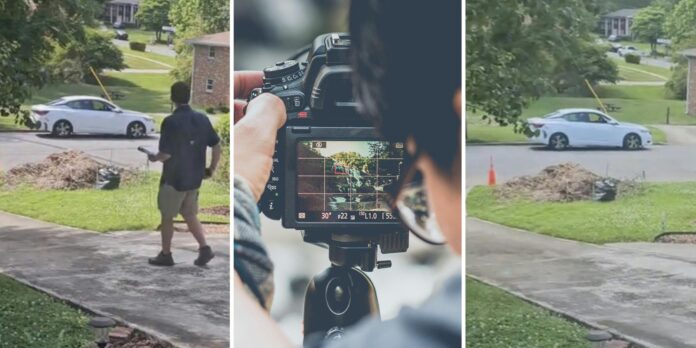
xmin=194 ymin=246 xmax=214 ymax=266
xmin=148 ymin=252 xmax=174 ymax=266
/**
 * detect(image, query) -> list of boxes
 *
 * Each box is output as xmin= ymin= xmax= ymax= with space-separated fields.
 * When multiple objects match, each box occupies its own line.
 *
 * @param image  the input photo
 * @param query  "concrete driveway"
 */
xmin=0 ymin=212 xmax=229 ymax=348
xmin=467 ymin=144 xmax=696 ymax=187
xmin=0 ymin=132 xmax=161 ymax=171
xmin=468 ymin=218 xmax=696 ymax=348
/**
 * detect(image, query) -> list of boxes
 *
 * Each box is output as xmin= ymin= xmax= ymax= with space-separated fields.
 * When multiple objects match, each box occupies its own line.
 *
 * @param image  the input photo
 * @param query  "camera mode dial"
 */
xmin=263 ymin=60 xmax=304 ymax=85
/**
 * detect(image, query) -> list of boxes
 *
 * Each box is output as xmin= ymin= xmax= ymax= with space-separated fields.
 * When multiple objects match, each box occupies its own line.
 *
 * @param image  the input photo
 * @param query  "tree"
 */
xmin=49 ymin=29 xmax=125 ymax=83
xmin=136 ymin=0 xmax=173 ymax=42
xmin=665 ymin=0 xmax=696 ymax=45
xmin=467 ymin=0 xmax=611 ymax=131
xmin=0 ymin=0 xmax=103 ymax=124
xmin=169 ymin=0 xmax=229 ymax=82
xmin=632 ymin=6 xmax=667 ymax=54
xmin=550 ymin=42 xmax=619 ymax=94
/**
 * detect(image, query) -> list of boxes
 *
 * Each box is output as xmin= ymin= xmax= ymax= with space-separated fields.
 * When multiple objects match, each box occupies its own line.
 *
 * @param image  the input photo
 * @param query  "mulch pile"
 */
xmin=495 ymin=163 xmax=603 ymax=202
xmin=4 ymin=150 xmax=123 ymax=190
xmin=108 ymin=326 xmax=172 ymax=348
xmin=654 ymin=234 xmax=696 ymax=244
xmin=200 ymin=206 xmax=230 ymax=216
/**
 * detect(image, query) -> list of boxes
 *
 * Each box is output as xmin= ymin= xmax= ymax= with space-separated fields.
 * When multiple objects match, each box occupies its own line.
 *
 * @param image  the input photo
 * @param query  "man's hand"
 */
xmin=234 ymin=71 xmax=264 ymax=124
xmin=234 ymin=72 xmax=286 ymax=201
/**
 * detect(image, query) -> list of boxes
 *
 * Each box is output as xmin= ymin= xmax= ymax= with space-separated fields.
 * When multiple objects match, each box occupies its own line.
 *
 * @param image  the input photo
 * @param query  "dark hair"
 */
xmin=349 ymin=0 xmax=461 ymax=175
xmin=170 ymin=81 xmax=191 ymax=104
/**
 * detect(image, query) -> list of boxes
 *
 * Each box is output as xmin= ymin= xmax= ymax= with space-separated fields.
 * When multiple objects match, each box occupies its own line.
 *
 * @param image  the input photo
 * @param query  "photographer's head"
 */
xmin=350 ymin=0 xmax=462 ymax=253
xmin=170 ymin=81 xmax=191 ymax=107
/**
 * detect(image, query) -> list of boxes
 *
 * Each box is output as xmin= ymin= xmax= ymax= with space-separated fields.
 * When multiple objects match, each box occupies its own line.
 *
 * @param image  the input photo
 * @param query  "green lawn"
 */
xmin=28 ymin=72 xmax=173 ymax=115
xmin=467 ymin=84 xmax=692 ymax=144
xmin=0 ymin=274 xmax=92 ymax=347
xmin=611 ymin=58 xmax=671 ymax=81
xmin=467 ymin=278 xmax=589 ymax=348
xmin=0 ymin=172 xmax=229 ymax=232
xmin=467 ymin=182 xmax=696 ymax=244
xmin=120 ymin=46 xmax=175 ymax=69
xmin=123 ymin=28 xmax=169 ymax=46
xmin=0 ymin=116 xmax=25 ymax=131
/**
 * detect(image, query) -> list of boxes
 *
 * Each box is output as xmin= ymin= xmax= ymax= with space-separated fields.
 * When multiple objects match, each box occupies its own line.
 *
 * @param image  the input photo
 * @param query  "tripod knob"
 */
xmin=326 ymin=278 xmax=351 ymax=315
xmin=325 ymin=327 xmax=345 ymax=341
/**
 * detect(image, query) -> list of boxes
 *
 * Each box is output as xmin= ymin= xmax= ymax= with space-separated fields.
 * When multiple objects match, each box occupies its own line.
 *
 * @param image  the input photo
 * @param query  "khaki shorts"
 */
xmin=158 ymin=184 xmax=199 ymax=220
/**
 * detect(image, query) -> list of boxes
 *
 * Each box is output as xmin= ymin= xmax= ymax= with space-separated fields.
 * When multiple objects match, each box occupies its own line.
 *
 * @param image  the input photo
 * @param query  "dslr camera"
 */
xmin=250 ymin=33 xmax=408 ymax=239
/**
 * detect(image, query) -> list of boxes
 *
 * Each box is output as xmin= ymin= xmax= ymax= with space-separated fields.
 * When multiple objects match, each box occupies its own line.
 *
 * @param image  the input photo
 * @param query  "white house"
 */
xmin=104 ymin=0 xmax=141 ymax=26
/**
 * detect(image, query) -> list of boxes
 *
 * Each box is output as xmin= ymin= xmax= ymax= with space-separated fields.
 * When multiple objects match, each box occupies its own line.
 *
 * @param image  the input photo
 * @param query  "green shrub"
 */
xmin=216 ymin=114 xmax=230 ymax=145
xmin=625 ymin=53 xmax=641 ymax=64
xmin=213 ymin=114 xmax=230 ymax=185
xmin=205 ymin=106 xmax=216 ymax=115
xmin=218 ymin=105 xmax=230 ymax=113
xmin=129 ymin=41 xmax=147 ymax=52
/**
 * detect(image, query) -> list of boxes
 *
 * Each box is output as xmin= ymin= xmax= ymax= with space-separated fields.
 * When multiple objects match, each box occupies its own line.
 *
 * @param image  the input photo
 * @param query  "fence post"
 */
xmin=666 ymin=107 xmax=670 ymax=124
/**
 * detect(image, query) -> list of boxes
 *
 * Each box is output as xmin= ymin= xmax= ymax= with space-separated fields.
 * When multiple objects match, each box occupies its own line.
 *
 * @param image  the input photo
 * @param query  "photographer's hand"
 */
xmin=234 ymin=71 xmax=286 ymax=201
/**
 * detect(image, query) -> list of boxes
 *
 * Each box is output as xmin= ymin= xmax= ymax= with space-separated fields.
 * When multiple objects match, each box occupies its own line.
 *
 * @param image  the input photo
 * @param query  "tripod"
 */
xmin=302 ymin=229 xmax=409 ymax=345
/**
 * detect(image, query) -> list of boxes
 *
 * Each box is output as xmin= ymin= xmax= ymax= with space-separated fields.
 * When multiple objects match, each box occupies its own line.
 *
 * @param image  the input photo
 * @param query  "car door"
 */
xmin=559 ymin=112 xmax=589 ymax=145
xmin=584 ymin=112 xmax=615 ymax=146
xmin=65 ymin=100 xmax=98 ymax=133
xmin=90 ymin=100 xmax=119 ymax=134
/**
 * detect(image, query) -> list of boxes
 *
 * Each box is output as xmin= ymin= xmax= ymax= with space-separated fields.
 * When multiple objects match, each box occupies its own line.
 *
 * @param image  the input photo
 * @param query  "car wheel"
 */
xmin=548 ymin=133 xmax=569 ymax=151
xmin=623 ymin=133 xmax=642 ymax=150
xmin=52 ymin=120 xmax=73 ymax=137
xmin=127 ymin=121 xmax=146 ymax=138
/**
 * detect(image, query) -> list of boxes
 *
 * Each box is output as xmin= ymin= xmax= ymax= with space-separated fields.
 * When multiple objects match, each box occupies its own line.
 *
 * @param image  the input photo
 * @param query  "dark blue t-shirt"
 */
xmin=159 ymin=105 xmax=220 ymax=191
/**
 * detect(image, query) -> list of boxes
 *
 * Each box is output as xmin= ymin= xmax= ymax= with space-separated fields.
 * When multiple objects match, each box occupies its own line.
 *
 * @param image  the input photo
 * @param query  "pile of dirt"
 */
xmin=654 ymin=233 xmax=696 ymax=244
xmin=4 ymin=150 xmax=117 ymax=190
xmin=200 ymin=206 xmax=230 ymax=216
xmin=495 ymin=163 xmax=603 ymax=202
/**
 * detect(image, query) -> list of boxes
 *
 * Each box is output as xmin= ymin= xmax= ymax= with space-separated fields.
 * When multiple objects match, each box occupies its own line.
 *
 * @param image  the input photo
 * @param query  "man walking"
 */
xmin=148 ymin=81 xmax=222 ymax=267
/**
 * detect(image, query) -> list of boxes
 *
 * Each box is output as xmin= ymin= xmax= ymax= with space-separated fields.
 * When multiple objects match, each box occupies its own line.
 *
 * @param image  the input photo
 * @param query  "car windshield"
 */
xmin=47 ymin=98 xmax=65 ymax=106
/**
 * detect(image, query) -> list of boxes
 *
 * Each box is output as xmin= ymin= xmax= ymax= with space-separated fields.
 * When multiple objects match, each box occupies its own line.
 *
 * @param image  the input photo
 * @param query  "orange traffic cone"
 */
xmin=488 ymin=156 xmax=496 ymax=186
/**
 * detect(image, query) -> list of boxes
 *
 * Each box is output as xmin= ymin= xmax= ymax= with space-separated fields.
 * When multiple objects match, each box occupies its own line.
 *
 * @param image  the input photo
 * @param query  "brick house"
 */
xmin=187 ymin=32 xmax=230 ymax=108
xmin=682 ymin=49 xmax=696 ymax=115
xmin=104 ymin=0 xmax=141 ymax=25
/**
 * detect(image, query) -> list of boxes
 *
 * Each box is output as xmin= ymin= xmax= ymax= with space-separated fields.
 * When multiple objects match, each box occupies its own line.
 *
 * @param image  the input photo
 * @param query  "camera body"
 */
xmin=250 ymin=33 xmax=406 ymax=233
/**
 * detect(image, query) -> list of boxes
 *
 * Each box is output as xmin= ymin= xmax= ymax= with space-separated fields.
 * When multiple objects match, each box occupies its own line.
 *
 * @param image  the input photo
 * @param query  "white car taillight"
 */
xmin=33 ymin=110 xmax=49 ymax=117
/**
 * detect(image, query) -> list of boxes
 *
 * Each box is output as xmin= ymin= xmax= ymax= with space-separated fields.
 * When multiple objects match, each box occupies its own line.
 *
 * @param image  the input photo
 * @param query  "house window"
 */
xmin=206 ymin=79 xmax=214 ymax=93
xmin=208 ymin=46 xmax=216 ymax=59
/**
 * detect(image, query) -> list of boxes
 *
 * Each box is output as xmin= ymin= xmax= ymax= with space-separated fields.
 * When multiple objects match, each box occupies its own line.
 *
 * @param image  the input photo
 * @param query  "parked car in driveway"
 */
xmin=114 ymin=29 xmax=128 ymax=40
xmin=31 ymin=96 xmax=156 ymax=138
xmin=618 ymin=46 xmax=641 ymax=57
xmin=527 ymin=108 xmax=652 ymax=150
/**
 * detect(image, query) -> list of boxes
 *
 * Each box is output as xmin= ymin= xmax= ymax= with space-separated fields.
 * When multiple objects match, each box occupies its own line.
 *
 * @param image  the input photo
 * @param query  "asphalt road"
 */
xmin=0 ymin=132 xmax=161 ymax=171
xmin=467 ymin=144 xmax=696 ymax=187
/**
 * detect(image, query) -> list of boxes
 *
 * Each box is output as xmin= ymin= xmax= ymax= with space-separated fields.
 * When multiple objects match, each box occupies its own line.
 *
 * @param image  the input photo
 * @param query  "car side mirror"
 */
xmin=114 ymin=108 xmax=123 ymax=113
xmin=609 ymin=121 xmax=618 ymax=125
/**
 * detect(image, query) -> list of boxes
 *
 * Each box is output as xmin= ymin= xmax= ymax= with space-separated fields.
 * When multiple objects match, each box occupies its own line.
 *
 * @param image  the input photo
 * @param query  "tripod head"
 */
xmin=302 ymin=229 xmax=408 ymax=345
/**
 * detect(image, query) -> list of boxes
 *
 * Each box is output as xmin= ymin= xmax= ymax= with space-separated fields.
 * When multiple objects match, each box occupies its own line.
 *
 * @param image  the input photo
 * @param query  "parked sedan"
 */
xmin=114 ymin=29 xmax=129 ymax=40
xmin=31 ymin=96 xmax=156 ymax=138
xmin=527 ymin=108 xmax=652 ymax=150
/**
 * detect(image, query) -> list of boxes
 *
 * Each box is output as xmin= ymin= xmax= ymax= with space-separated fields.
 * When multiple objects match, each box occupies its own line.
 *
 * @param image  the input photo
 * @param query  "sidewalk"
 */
xmin=0 ymin=212 xmax=229 ymax=348
xmin=467 ymin=217 xmax=696 ymax=348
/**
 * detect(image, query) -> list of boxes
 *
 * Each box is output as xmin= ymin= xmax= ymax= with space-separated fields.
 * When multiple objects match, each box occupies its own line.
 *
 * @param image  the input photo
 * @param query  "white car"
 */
xmin=527 ymin=108 xmax=652 ymax=150
xmin=31 ymin=96 xmax=156 ymax=138
xmin=618 ymin=46 xmax=641 ymax=57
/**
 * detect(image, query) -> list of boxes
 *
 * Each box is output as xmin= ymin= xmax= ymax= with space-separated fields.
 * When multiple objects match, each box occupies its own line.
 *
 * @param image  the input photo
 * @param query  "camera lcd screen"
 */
xmin=296 ymin=140 xmax=404 ymax=223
